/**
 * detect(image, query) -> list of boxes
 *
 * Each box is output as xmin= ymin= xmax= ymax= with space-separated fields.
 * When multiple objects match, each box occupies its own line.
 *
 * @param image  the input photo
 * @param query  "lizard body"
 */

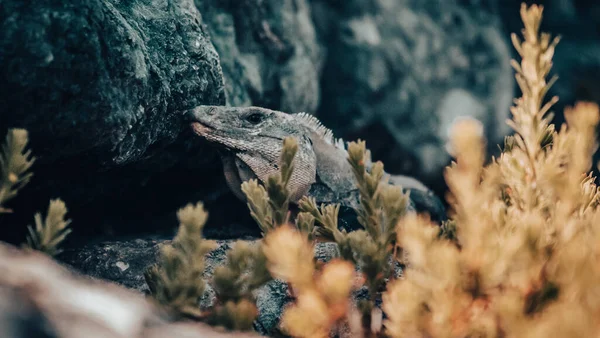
xmin=188 ymin=106 xmax=446 ymax=224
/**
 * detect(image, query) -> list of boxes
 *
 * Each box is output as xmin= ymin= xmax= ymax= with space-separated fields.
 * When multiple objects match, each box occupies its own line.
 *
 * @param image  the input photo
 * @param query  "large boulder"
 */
xmin=0 ymin=0 xmax=224 ymax=165
xmin=194 ymin=0 xmax=324 ymax=113
xmin=0 ymin=241 xmax=261 ymax=338
xmin=0 ymin=0 xmax=517 ymax=243
xmin=0 ymin=0 xmax=243 ymax=242
xmin=310 ymin=0 xmax=514 ymax=192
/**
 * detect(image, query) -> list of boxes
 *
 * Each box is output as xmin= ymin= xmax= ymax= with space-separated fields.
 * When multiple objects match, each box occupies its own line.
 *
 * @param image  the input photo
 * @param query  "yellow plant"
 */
xmin=242 ymin=137 xmax=300 ymax=235
xmin=146 ymin=4 xmax=600 ymax=337
xmin=145 ymin=202 xmax=217 ymax=319
xmin=262 ymin=225 xmax=357 ymax=338
xmin=24 ymin=199 xmax=72 ymax=256
xmin=299 ymin=140 xmax=409 ymax=335
xmin=146 ymin=202 xmax=273 ymax=331
xmin=0 ymin=128 xmax=71 ymax=257
xmin=0 ymin=129 xmax=35 ymax=213
xmin=383 ymin=3 xmax=600 ymax=337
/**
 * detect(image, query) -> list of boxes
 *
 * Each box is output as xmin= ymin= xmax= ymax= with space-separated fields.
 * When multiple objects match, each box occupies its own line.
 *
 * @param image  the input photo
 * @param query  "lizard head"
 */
xmin=187 ymin=105 xmax=318 ymax=201
xmin=187 ymin=105 xmax=305 ymax=152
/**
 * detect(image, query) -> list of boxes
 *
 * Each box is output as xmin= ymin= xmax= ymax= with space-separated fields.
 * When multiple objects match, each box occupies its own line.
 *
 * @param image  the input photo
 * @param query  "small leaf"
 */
xmin=23 ymin=199 xmax=72 ymax=257
xmin=0 ymin=129 xmax=36 ymax=213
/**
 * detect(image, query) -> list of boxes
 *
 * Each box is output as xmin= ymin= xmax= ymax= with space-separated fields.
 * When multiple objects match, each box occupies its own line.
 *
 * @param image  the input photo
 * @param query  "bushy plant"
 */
xmin=298 ymin=140 xmax=410 ymax=335
xmin=0 ymin=128 xmax=71 ymax=257
xmin=24 ymin=199 xmax=72 ymax=256
xmin=383 ymin=4 xmax=600 ymax=337
xmin=0 ymin=129 xmax=35 ymax=213
xmin=262 ymin=225 xmax=357 ymax=338
xmin=145 ymin=202 xmax=272 ymax=331
xmin=207 ymin=240 xmax=272 ymax=331
xmin=241 ymin=137 xmax=300 ymax=235
xmin=145 ymin=202 xmax=216 ymax=319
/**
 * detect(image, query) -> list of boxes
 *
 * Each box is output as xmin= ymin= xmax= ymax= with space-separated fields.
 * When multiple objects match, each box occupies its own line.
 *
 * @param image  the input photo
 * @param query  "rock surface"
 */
xmin=0 ymin=0 xmax=236 ymax=243
xmin=311 ymin=0 xmax=513 ymax=191
xmin=194 ymin=0 xmax=324 ymax=113
xmin=0 ymin=242 xmax=262 ymax=338
xmin=0 ymin=0 xmax=519 ymax=243
xmin=59 ymin=238 xmax=344 ymax=336
xmin=0 ymin=0 xmax=224 ymax=165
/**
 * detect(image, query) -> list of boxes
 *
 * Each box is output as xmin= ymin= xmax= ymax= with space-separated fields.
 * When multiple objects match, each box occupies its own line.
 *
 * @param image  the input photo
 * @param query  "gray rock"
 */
xmin=0 ymin=0 xmax=224 ymax=165
xmin=0 ymin=0 xmax=244 ymax=243
xmin=0 ymin=241 xmax=263 ymax=338
xmin=59 ymin=238 xmax=162 ymax=292
xmin=59 ymin=238 xmax=347 ymax=336
xmin=311 ymin=0 xmax=513 ymax=184
xmin=194 ymin=0 xmax=324 ymax=113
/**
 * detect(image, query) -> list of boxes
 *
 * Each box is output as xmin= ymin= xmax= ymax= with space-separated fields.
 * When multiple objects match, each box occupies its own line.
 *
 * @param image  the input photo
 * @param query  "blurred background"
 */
xmin=1 ymin=0 xmax=599 ymax=245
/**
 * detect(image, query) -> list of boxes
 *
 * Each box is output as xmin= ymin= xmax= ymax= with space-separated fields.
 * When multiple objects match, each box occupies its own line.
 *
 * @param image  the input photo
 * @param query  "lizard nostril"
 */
xmin=185 ymin=109 xmax=197 ymax=122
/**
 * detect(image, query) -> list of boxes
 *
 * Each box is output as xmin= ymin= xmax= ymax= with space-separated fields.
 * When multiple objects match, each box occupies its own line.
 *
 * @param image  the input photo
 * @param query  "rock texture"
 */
xmin=311 ymin=0 xmax=513 ymax=190
xmin=0 ymin=0 xmax=224 ymax=165
xmin=59 ymin=238 xmax=343 ymax=336
xmin=0 ymin=242 xmax=262 ymax=338
xmin=0 ymin=0 xmax=518 ymax=242
xmin=194 ymin=0 xmax=324 ymax=113
xmin=0 ymin=0 xmax=238 ymax=243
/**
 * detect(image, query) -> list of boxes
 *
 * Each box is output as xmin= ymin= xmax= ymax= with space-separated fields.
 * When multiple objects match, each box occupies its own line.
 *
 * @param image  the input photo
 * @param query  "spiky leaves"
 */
xmin=0 ymin=129 xmax=35 ymax=213
xmin=383 ymin=4 xmax=600 ymax=337
xmin=242 ymin=137 xmax=301 ymax=234
xmin=508 ymin=2 xmax=560 ymax=155
xmin=208 ymin=241 xmax=272 ymax=331
xmin=347 ymin=141 xmax=409 ymax=290
xmin=263 ymin=226 xmax=357 ymax=338
xmin=294 ymin=211 xmax=317 ymax=242
xmin=212 ymin=241 xmax=271 ymax=303
xmin=503 ymin=3 xmax=561 ymax=211
xmin=0 ymin=129 xmax=72 ymax=256
xmin=145 ymin=202 xmax=217 ymax=319
xmin=300 ymin=140 xmax=409 ymax=335
xmin=347 ymin=140 xmax=409 ymax=250
xmin=298 ymin=197 xmax=341 ymax=244
xmin=24 ymin=199 xmax=72 ymax=256
xmin=146 ymin=204 xmax=272 ymax=331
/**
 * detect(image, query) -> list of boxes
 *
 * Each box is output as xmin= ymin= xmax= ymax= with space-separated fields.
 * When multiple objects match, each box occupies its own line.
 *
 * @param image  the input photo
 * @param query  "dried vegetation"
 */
xmin=144 ymin=3 xmax=600 ymax=337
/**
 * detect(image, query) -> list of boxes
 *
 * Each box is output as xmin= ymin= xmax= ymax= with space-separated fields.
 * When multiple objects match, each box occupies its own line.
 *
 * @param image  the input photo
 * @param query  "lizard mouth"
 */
xmin=190 ymin=121 xmax=213 ymax=137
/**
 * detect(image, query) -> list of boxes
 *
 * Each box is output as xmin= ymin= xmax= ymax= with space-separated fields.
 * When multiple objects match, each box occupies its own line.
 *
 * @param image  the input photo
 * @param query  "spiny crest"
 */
xmin=295 ymin=112 xmax=335 ymax=142
xmin=295 ymin=112 xmax=346 ymax=151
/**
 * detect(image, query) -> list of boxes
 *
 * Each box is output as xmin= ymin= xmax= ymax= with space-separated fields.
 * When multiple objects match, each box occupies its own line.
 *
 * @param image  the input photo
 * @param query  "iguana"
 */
xmin=187 ymin=105 xmax=446 ymax=227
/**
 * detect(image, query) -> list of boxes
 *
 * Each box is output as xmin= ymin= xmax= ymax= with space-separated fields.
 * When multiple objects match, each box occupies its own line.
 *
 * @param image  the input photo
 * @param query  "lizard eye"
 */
xmin=245 ymin=112 xmax=265 ymax=125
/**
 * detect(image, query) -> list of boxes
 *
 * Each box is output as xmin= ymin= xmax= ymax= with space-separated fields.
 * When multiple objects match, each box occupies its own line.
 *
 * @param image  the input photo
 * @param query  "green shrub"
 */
xmin=0 ymin=128 xmax=71 ymax=257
